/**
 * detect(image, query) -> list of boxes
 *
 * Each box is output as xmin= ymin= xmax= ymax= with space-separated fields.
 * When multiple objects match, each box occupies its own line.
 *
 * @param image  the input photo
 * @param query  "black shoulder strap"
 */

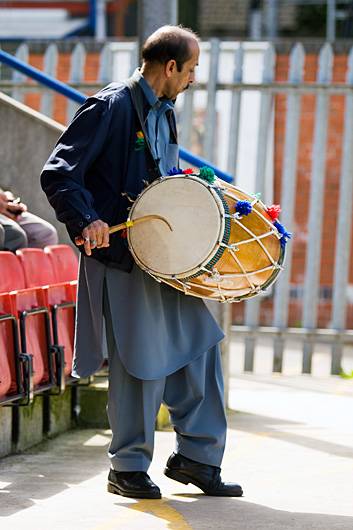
xmin=124 ymin=77 xmax=162 ymax=178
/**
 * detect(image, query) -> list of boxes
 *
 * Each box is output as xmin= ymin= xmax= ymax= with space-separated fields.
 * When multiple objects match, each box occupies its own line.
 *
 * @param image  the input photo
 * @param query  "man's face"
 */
xmin=164 ymin=40 xmax=199 ymax=100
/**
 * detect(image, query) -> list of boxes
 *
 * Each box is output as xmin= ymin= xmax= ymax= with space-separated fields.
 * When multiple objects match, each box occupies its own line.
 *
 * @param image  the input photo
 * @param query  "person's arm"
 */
xmin=41 ymin=96 xmax=112 ymax=254
xmin=41 ymin=97 xmax=113 ymax=232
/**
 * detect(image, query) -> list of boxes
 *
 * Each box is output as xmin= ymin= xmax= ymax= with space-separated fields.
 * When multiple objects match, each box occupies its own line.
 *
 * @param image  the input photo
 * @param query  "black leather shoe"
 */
xmin=164 ymin=453 xmax=243 ymax=497
xmin=107 ymin=469 xmax=161 ymax=499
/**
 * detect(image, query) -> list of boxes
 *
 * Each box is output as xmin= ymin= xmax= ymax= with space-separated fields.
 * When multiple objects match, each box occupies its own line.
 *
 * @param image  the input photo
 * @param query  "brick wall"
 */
xmin=199 ymin=0 xmax=250 ymax=35
xmin=199 ymin=0 xmax=297 ymax=37
xmin=233 ymin=48 xmax=353 ymax=329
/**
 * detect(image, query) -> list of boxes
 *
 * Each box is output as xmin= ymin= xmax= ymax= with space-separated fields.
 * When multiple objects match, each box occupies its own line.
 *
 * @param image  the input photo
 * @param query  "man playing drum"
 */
xmin=41 ymin=25 xmax=243 ymax=499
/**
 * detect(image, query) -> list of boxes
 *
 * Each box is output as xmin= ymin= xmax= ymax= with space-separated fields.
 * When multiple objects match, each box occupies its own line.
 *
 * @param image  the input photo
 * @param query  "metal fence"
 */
xmin=1 ymin=39 xmax=353 ymax=376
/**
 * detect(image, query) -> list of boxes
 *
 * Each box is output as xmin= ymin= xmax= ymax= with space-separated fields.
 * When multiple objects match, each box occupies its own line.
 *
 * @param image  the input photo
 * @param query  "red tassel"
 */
xmin=120 ymin=229 xmax=128 ymax=239
xmin=266 ymin=204 xmax=281 ymax=221
xmin=182 ymin=168 xmax=194 ymax=174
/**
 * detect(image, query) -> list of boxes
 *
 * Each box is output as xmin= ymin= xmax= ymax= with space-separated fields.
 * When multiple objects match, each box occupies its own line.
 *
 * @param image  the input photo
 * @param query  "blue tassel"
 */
xmin=236 ymin=200 xmax=252 ymax=216
xmin=167 ymin=166 xmax=182 ymax=176
xmin=273 ymin=220 xmax=292 ymax=248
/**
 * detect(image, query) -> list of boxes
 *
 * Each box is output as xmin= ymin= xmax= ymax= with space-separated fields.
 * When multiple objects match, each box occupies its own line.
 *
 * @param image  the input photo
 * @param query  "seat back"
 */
xmin=0 ymin=318 xmax=15 ymax=398
xmin=0 ymin=293 xmax=19 ymax=398
xmin=42 ymin=283 xmax=75 ymax=377
xmin=0 ymin=251 xmax=26 ymax=293
xmin=10 ymin=288 xmax=50 ymax=388
xmin=16 ymin=248 xmax=56 ymax=288
xmin=44 ymin=245 xmax=79 ymax=282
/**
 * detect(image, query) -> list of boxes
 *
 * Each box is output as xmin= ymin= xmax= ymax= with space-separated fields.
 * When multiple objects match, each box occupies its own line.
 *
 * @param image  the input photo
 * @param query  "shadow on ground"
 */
xmin=227 ymin=409 xmax=353 ymax=459
xmin=116 ymin=496 xmax=353 ymax=530
xmin=0 ymin=429 xmax=111 ymax=516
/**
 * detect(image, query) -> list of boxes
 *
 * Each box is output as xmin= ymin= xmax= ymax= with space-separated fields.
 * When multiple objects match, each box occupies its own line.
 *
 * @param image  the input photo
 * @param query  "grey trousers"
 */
xmin=103 ymin=286 xmax=227 ymax=472
xmin=0 ymin=212 xmax=58 ymax=251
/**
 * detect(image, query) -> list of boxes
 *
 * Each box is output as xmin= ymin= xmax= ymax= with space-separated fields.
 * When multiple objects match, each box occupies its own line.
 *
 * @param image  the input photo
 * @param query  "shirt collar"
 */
xmin=132 ymin=68 xmax=174 ymax=111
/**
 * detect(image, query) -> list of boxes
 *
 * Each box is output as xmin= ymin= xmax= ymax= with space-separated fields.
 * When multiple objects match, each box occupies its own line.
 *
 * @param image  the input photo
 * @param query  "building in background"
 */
xmin=2 ymin=1 xmax=353 ymax=41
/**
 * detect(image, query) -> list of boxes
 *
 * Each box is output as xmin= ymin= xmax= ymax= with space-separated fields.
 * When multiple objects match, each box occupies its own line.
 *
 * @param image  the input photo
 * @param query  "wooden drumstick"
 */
xmin=109 ymin=214 xmax=173 ymax=234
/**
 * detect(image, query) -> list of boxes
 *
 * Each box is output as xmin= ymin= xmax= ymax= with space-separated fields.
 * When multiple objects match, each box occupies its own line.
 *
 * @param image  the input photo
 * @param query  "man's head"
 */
xmin=141 ymin=25 xmax=200 ymax=100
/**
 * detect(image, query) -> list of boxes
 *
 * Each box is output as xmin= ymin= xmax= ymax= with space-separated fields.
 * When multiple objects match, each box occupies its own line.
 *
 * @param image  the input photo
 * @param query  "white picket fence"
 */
xmin=1 ymin=39 xmax=353 ymax=376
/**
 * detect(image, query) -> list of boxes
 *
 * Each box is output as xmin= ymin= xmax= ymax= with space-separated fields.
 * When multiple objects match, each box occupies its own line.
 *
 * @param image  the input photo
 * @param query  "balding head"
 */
xmin=142 ymin=25 xmax=199 ymax=72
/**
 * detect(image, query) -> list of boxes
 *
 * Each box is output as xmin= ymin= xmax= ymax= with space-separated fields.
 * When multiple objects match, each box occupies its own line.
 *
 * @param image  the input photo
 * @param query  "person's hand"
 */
xmin=74 ymin=219 xmax=110 ymax=256
xmin=5 ymin=201 xmax=27 ymax=220
xmin=0 ymin=190 xmax=27 ymax=220
xmin=0 ymin=192 xmax=8 ymax=214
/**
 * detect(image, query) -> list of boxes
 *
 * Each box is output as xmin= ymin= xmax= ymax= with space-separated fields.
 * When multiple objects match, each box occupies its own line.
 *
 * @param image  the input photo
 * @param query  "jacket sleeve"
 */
xmin=40 ymin=97 xmax=112 ymax=236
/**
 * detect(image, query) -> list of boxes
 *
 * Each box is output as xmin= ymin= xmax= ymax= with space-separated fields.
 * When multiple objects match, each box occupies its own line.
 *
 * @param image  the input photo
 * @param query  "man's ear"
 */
xmin=165 ymin=59 xmax=177 ymax=78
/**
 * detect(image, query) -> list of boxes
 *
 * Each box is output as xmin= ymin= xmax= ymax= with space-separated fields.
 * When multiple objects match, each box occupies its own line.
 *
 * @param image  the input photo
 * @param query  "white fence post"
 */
xmin=12 ymin=43 xmax=29 ymax=103
xmin=302 ymin=43 xmax=333 ymax=374
xmin=330 ymin=45 xmax=353 ymax=374
xmin=40 ymin=43 xmax=58 ymax=118
xmin=243 ymin=43 xmax=276 ymax=372
xmin=272 ymin=43 xmax=305 ymax=372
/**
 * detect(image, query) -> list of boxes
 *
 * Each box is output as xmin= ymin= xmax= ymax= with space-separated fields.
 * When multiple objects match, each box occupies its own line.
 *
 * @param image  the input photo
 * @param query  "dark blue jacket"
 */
xmin=40 ymin=80 xmax=173 ymax=271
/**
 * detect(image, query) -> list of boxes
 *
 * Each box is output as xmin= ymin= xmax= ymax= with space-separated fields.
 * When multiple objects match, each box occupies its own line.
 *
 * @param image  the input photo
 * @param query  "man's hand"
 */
xmin=74 ymin=219 xmax=110 ymax=256
xmin=0 ymin=192 xmax=8 ymax=215
xmin=0 ymin=191 xmax=27 ymax=220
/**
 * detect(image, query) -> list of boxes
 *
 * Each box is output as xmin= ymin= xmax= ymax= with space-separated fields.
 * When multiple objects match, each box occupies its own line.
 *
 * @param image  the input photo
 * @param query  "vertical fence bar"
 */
xmin=203 ymin=38 xmax=220 ymax=162
xmin=98 ymin=43 xmax=113 ymax=85
xmin=179 ymin=90 xmax=194 ymax=149
xmin=227 ymin=44 xmax=244 ymax=177
xmin=330 ymin=46 xmax=353 ymax=374
xmin=244 ymin=43 xmax=276 ymax=372
xmin=302 ymin=43 xmax=333 ymax=374
xmin=272 ymin=43 xmax=305 ymax=372
xmin=129 ymin=41 xmax=139 ymax=75
xmin=12 ymin=43 xmax=29 ymax=103
xmin=40 ymin=43 xmax=58 ymax=118
xmin=66 ymin=43 xmax=86 ymax=122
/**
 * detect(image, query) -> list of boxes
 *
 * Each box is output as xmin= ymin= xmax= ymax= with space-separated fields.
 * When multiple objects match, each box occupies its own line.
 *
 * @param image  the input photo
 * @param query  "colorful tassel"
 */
xmin=273 ymin=220 xmax=292 ymax=248
xmin=199 ymin=166 xmax=216 ymax=184
xmin=182 ymin=168 xmax=194 ymax=174
xmin=266 ymin=204 xmax=281 ymax=221
xmin=167 ymin=166 xmax=183 ymax=176
xmin=235 ymin=200 xmax=253 ymax=216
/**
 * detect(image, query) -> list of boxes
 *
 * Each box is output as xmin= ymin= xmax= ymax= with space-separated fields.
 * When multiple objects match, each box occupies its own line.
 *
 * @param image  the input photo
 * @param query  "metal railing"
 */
xmin=0 ymin=44 xmax=233 ymax=182
xmin=1 ymin=39 xmax=353 ymax=376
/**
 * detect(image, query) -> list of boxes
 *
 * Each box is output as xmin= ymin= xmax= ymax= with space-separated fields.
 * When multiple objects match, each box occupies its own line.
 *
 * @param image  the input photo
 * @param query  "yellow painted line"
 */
xmin=92 ymin=498 xmax=193 ymax=530
xmin=131 ymin=498 xmax=192 ymax=529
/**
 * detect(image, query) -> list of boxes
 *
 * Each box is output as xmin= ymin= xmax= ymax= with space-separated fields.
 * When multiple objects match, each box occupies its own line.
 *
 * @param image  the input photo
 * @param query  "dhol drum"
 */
xmin=124 ymin=169 xmax=290 ymax=302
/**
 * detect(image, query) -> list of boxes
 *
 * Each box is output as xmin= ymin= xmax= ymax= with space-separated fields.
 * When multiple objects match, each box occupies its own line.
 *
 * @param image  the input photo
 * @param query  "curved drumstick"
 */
xmin=109 ymin=214 xmax=173 ymax=234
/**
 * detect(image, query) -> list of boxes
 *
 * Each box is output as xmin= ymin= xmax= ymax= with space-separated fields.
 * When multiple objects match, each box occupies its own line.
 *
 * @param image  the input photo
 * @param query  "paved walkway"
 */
xmin=1 ymin=374 xmax=353 ymax=530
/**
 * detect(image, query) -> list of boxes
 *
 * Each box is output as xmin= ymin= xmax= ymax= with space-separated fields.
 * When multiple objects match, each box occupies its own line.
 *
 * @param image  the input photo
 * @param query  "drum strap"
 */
xmin=124 ymin=77 xmax=162 ymax=180
xmin=125 ymin=77 xmax=180 ymax=175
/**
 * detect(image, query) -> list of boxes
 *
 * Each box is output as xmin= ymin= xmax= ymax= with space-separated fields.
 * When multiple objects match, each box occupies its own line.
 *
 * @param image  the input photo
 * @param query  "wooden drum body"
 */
xmin=127 ymin=174 xmax=285 ymax=302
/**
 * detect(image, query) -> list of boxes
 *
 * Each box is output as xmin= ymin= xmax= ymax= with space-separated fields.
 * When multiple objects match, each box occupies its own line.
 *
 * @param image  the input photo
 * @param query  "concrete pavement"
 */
xmin=1 ymin=374 xmax=353 ymax=530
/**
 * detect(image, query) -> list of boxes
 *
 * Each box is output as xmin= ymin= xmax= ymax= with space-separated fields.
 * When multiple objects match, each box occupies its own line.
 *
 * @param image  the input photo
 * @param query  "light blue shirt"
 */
xmin=134 ymin=69 xmax=179 ymax=176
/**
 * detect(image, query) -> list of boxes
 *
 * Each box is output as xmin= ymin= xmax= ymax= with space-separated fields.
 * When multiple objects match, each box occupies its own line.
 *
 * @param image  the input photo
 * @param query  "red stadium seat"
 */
xmin=0 ymin=293 xmax=33 ymax=405
xmin=42 ymin=283 xmax=75 ymax=384
xmin=16 ymin=248 xmax=56 ymax=288
xmin=0 ymin=251 xmax=26 ymax=293
xmin=44 ymin=244 xmax=79 ymax=282
xmin=9 ymin=288 xmax=54 ymax=391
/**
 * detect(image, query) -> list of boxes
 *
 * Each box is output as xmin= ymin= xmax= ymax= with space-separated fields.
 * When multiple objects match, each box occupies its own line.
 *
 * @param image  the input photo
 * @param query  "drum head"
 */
xmin=128 ymin=176 xmax=224 ymax=278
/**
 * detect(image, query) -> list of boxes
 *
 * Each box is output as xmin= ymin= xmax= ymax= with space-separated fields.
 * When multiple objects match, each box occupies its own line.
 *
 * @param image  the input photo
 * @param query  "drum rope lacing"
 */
xmin=171 ymin=188 xmax=284 ymax=301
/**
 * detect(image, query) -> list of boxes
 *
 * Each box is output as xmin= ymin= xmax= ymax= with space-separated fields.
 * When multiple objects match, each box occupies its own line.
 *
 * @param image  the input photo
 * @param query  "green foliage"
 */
xmin=339 ymin=369 xmax=353 ymax=379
